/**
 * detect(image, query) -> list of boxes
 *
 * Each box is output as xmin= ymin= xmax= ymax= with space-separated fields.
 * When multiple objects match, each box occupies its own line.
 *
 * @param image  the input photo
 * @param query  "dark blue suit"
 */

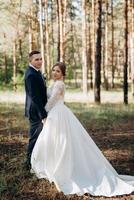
xmin=24 ymin=66 xmax=47 ymax=165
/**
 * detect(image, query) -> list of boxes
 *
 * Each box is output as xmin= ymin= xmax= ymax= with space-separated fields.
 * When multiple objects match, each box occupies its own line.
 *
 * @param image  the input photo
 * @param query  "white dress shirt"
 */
xmin=29 ymin=63 xmax=39 ymax=71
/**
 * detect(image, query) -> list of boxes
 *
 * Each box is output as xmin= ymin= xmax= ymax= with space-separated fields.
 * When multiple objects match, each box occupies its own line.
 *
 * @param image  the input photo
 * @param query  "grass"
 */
xmin=0 ymin=103 xmax=134 ymax=200
xmin=67 ymin=103 xmax=134 ymax=129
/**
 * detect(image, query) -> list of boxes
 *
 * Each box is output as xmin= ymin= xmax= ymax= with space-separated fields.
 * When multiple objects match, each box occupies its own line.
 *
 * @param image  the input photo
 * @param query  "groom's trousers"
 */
xmin=27 ymin=119 xmax=43 ymax=165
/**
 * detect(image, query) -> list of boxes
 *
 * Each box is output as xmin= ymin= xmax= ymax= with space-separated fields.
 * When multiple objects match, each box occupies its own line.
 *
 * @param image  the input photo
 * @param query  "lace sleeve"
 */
xmin=45 ymin=81 xmax=64 ymax=112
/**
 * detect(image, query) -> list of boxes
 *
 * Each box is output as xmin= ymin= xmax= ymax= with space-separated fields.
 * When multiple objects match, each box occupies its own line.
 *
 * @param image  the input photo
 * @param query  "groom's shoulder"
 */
xmin=25 ymin=65 xmax=32 ymax=72
xmin=25 ymin=66 xmax=36 ymax=77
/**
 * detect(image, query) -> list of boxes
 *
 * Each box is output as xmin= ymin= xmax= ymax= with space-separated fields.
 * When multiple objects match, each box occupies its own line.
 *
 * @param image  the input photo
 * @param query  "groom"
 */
xmin=24 ymin=50 xmax=47 ymax=169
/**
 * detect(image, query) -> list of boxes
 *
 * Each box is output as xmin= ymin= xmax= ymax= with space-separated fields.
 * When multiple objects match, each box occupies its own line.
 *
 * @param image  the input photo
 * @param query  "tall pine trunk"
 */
xmin=130 ymin=0 xmax=134 ymax=96
xmin=124 ymin=0 xmax=128 ymax=104
xmin=50 ymin=0 xmax=55 ymax=66
xmin=111 ymin=0 xmax=115 ymax=88
xmin=28 ymin=8 xmax=33 ymax=52
xmin=104 ymin=0 xmax=109 ymax=90
xmin=71 ymin=24 xmax=78 ymax=87
xmin=92 ymin=0 xmax=96 ymax=90
xmin=13 ymin=39 xmax=17 ymax=91
xmin=57 ymin=0 xmax=64 ymax=61
xmin=28 ymin=7 xmax=37 ymax=52
xmin=3 ymin=33 xmax=8 ymax=84
xmin=87 ymin=1 xmax=93 ymax=89
xmin=39 ymin=0 xmax=46 ymax=73
xmin=82 ymin=0 xmax=88 ymax=94
xmin=44 ymin=0 xmax=50 ymax=78
xmin=88 ymin=21 xmax=93 ymax=89
xmin=94 ymin=0 xmax=102 ymax=103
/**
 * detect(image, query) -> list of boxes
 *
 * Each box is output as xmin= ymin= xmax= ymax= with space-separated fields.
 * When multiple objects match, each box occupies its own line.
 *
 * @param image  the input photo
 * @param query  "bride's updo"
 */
xmin=52 ymin=62 xmax=66 ymax=76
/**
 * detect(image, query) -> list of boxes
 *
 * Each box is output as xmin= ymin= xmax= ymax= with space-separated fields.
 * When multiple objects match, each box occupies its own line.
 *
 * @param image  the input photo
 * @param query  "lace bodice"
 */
xmin=45 ymin=80 xmax=65 ymax=112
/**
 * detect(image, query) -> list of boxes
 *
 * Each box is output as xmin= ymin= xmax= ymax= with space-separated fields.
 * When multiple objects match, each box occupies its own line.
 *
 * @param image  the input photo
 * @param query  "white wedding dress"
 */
xmin=31 ymin=80 xmax=134 ymax=197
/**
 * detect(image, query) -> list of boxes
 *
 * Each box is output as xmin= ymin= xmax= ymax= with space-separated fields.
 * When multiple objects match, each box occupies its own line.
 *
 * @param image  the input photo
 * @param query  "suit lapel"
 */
xmin=38 ymin=71 xmax=46 ymax=87
xmin=28 ymin=66 xmax=46 ymax=87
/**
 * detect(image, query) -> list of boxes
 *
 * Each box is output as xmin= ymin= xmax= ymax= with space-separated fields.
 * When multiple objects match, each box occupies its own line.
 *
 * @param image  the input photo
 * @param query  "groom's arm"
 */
xmin=26 ymin=75 xmax=47 ymax=119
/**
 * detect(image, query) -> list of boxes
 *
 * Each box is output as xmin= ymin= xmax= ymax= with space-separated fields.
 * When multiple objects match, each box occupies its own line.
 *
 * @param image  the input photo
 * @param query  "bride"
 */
xmin=31 ymin=62 xmax=134 ymax=197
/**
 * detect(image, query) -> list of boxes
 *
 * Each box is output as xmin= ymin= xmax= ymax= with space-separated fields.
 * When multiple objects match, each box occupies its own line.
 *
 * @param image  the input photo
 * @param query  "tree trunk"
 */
xmin=73 ymin=28 xmax=81 ymax=67
xmin=50 ymin=0 xmax=55 ymax=66
xmin=124 ymin=0 xmax=128 ymax=104
xmin=116 ymin=41 xmax=121 ymax=77
xmin=94 ymin=0 xmax=102 ymax=103
xmin=104 ymin=0 xmax=109 ymax=90
xmin=92 ymin=0 xmax=96 ymax=89
xmin=88 ymin=22 xmax=93 ymax=89
xmin=111 ymin=0 xmax=115 ymax=88
xmin=82 ymin=0 xmax=88 ymax=94
xmin=56 ymin=0 xmax=60 ymax=61
xmin=28 ymin=8 xmax=35 ymax=52
xmin=130 ymin=0 xmax=134 ymax=96
xmin=28 ymin=15 xmax=32 ymax=53
xmin=18 ymin=35 xmax=23 ymax=60
xmin=39 ymin=0 xmax=46 ymax=73
xmin=63 ymin=0 xmax=67 ymax=60
xmin=3 ymin=33 xmax=8 ymax=84
xmin=13 ymin=39 xmax=17 ymax=91
xmin=44 ymin=0 xmax=50 ymax=78
xmin=71 ymin=24 xmax=78 ymax=87
xmin=87 ymin=1 xmax=93 ymax=90
xmin=57 ymin=0 xmax=64 ymax=62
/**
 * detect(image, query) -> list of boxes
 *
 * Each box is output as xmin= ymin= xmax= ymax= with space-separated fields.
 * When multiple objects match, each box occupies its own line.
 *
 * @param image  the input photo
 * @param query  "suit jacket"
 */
xmin=24 ymin=66 xmax=47 ymax=120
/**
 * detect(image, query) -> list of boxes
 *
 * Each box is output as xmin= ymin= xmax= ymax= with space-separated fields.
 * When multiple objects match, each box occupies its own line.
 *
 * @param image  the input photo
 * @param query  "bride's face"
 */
xmin=52 ymin=65 xmax=63 ymax=81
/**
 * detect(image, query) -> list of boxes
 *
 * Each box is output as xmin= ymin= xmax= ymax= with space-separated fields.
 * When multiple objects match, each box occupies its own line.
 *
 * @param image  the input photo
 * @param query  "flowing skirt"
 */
xmin=31 ymin=103 xmax=134 ymax=197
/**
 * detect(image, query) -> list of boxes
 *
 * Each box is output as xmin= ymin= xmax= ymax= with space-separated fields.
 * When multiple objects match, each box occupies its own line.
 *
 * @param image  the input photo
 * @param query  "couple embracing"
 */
xmin=24 ymin=50 xmax=134 ymax=197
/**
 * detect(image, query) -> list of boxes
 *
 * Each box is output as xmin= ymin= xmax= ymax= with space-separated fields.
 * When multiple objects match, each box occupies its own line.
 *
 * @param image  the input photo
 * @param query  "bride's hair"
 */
xmin=52 ymin=62 xmax=66 ymax=76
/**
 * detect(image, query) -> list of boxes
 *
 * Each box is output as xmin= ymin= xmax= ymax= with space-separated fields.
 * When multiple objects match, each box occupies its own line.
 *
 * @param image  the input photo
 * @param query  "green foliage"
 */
xmin=66 ymin=65 xmax=73 ymax=80
xmin=0 ymin=57 xmax=13 ymax=85
xmin=0 ymin=0 xmax=133 ymax=95
xmin=0 ymin=45 xmax=28 ymax=89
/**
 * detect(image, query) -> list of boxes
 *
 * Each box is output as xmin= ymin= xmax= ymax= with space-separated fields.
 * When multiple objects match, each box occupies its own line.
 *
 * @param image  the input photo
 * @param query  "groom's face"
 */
xmin=30 ymin=53 xmax=42 ymax=69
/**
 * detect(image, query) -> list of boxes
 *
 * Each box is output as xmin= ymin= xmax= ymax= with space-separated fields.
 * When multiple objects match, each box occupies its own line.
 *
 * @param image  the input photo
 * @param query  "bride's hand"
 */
xmin=42 ymin=118 xmax=47 ymax=124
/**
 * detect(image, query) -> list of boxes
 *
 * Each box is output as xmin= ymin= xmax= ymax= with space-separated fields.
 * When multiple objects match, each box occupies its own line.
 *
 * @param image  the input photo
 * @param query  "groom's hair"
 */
xmin=29 ymin=50 xmax=41 ymax=58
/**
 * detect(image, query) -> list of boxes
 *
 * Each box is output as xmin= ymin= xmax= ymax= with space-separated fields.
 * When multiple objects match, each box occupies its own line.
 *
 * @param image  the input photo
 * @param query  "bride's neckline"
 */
xmin=54 ymin=79 xmax=64 ymax=83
